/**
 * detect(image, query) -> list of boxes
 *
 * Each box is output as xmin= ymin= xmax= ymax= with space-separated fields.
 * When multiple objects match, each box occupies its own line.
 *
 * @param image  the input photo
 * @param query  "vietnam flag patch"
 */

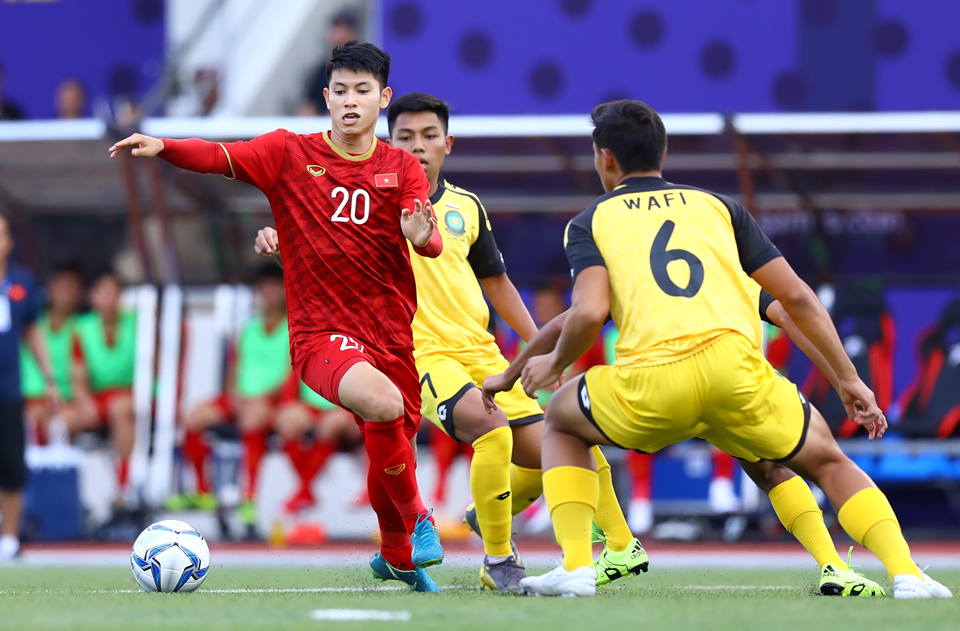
xmin=375 ymin=173 xmax=398 ymax=188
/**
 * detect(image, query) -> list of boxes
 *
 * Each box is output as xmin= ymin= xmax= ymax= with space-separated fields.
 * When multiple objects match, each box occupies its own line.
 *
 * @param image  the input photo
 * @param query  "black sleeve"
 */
xmin=718 ymin=194 xmax=782 ymax=274
xmin=564 ymin=207 xmax=606 ymax=281
xmin=467 ymin=200 xmax=507 ymax=279
xmin=758 ymin=290 xmax=777 ymax=326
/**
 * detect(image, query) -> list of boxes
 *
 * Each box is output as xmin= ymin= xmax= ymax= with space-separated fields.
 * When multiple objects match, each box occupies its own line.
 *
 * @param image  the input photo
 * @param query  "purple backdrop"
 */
xmin=382 ymin=0 xmax=960 ymax=114
xmin=0 ymin=0 xmax=164 ymax=119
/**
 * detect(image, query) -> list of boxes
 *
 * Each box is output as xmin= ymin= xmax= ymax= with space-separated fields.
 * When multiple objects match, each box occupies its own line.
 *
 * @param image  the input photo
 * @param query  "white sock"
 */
xmin=0 ymin=534 xmax=19 ymax=559
xmin=486 ymin=554 xmax=511 ymax=565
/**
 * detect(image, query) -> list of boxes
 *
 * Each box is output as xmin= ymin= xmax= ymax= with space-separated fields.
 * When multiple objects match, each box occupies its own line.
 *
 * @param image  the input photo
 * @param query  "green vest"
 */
xmin=299 ymin=380 xmax=336 ymax=411
xmin=75 ymin=311 xmax=137 ymax=391
xmin=21 ymin=314 xmax=78 ymax=400
xmin=236 ymin=316 xmax=290 ymax=398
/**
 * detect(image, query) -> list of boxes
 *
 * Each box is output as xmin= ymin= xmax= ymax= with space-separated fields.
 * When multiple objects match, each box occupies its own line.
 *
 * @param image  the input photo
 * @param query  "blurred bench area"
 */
xmin=4 ymin=109 xmax=960 ymax=543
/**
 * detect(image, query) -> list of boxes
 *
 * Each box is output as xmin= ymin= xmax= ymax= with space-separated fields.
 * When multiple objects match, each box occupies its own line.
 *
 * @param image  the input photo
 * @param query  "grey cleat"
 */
xmin=464 ymin=503 xmax=522 ymax=564
xmin=480 ymin=554 xmax=527 ymax=592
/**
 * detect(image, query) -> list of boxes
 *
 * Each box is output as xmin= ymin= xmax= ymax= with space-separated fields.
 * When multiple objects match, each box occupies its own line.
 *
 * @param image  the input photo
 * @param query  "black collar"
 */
xmin=429 ymin=174 xmax=446 ymax=205
xmin=616 ymin=176 xmax=669 ymax=191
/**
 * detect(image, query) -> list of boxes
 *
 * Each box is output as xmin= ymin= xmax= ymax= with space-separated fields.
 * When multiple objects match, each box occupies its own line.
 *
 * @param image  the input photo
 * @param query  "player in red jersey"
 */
xmin=110 ymin=42 xmax=444 ymax=591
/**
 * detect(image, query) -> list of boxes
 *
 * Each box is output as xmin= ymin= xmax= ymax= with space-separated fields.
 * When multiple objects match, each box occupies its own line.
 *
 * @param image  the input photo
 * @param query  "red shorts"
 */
xmin=292 ymin=332 xmax=422 ymax=439
xmin=94 ymin=388 xmax=133 ymax=422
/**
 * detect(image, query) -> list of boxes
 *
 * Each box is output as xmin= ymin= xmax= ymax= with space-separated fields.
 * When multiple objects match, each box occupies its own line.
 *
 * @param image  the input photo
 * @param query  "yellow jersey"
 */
xmin=564 ymin=176 xmax=781 ymax=367
xmin=410 ymin=175 xmax=507 ymax=363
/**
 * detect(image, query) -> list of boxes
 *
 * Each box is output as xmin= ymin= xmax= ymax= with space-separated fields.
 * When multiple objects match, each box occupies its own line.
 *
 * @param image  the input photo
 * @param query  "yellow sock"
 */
xmin=837 ymin=487 xmax=920 ymax=579
xmin=470 ymin=426 xmax=514 ymax=558
xmin=591 ymin=446 xmax=633 ymax=552
xmin=544 ymin=466 xmax=599 ymax=571
xmin=768 ymin=476 xmax=847 ymax=570
xmin=509 ymin=464 xmax=543 ymax=516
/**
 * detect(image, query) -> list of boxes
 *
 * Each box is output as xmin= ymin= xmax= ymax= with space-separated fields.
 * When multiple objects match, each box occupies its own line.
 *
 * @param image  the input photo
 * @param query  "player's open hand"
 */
xmin=521 ymin=353 xmax=563 ymax=399
xmin=481 ymin=372 xmax=515 ymax=414
xmin=839 ymin=378 xmax=887 ymax=440
xmin=109 ymin=133 xmax=164 ymax=159
xmin=401 ymin=199 xmax=438 ymax=248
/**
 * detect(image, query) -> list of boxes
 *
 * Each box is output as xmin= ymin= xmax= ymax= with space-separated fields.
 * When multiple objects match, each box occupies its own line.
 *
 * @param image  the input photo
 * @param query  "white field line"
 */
xmin=311 ymin=609 xmax=411 ymax=621
xmin=16 ymin=549 xmax=960 ymax=570
xmin=0 ymin=586 xmax=477 ymax=595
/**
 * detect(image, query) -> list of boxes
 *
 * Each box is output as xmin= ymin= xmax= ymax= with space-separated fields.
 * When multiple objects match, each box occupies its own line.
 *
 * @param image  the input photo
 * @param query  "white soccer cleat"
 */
xmin=628 ymin=498 xmax=653 ymax=534
xmin=708 ymin=477 xmax=741 ymax=514
xmin=520 ymin=565 xmax=596 ymax=598
xmin=893 ymin=571 xmax=954 ymax=599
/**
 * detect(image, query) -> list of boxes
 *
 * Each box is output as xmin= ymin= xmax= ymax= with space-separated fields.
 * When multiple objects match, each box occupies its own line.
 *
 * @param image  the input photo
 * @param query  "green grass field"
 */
xmin=2 ymin=565 xmax=958 ymax=631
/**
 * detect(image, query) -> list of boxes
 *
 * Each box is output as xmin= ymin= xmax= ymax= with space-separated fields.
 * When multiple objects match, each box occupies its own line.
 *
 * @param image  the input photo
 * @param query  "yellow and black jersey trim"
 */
xmin=431 ymin=174 xmax=506 ymax=279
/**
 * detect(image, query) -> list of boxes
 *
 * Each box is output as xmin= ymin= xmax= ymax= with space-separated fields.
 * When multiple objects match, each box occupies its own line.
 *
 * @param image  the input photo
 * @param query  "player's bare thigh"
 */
xmin=779 ymin=404 xmax=876 ymax=507
xmin=542 ymin=377 xmax=615 ymax=470
xmin=275 ymin=402 xmax=313 ymax=440
xmin=316 ymin=407 xmax=359 ymax=442
xmin=236 ymin=396 xmax=275 ymax=433
xmin=511 ymin=420 xmax=544 ymax=470
xmin=183 ymin=399 xmax=230 ymax=432
xmin=338 ymin=361 xmax=404 ymax=423
xmin=449 ymin=387 xmax=509 ymax=444
xmin=737 ymin=458 xmax=797 ymax=494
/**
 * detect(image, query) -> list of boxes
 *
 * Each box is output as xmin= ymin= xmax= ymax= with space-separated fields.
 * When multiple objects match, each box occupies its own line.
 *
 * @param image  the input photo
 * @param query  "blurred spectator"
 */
xmin=21 ymin=262 xmax=88 ymax=442
xmin=55 ymin=79 xmax=87 ymax=119
xmin=299 ymin=10 xmax=360 ymax=116
xmin=177 ymin=264 xmax=291 ymax=534
xmin=0 ymin=60 xmax=25 ymax=120
xmin=0 ymin=214 xmax=56 ymax=561
xmin=72 ymin=271 xmax=137 ymax=506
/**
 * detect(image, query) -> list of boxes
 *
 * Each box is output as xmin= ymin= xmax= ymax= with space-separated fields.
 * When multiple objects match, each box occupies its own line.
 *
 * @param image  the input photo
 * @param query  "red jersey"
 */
xmin=160 ymin=130 xmax=436 ymax=357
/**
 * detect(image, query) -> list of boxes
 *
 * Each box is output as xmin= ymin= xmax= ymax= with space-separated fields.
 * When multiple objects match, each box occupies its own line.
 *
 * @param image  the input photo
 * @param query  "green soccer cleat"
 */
xmin=194 ymin=492 xmax=218 ymax=511
xmin=594 ymin=536 xmax=649 ymax=587
xmin=237 ymin=499 xmax=257 ymax=526
xmin=819 ymin=548 xmax=886 ymax=597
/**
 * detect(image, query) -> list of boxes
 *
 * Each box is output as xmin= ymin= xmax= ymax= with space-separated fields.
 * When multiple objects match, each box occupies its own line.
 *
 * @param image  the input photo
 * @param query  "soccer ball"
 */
xmin=131 ymin=520 xmax=210 ymax=593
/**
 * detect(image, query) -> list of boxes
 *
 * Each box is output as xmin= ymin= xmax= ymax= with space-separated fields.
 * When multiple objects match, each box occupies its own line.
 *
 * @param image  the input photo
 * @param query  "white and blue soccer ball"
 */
xmin=131 ymin=520 xmax=210 ymax=593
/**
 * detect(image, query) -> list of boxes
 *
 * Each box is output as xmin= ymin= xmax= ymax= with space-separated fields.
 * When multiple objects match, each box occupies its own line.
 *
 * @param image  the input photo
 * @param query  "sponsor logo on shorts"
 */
xmin=384 ymin=464 xmax=406 ymax=476
xmin=580 ymin=381 xmax=591 ymax=411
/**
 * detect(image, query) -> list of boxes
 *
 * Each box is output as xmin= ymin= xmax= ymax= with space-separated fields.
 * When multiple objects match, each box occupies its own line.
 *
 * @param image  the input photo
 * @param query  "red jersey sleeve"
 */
xmin=160 ymin=129 xmax=286 ymax=194
xmin=400 ymin=153 xmax=443 ymax=257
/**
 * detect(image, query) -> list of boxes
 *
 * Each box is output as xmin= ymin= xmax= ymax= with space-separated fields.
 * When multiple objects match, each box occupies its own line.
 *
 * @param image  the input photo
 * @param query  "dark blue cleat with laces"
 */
xmin=410 ymin=509 xmax=444 ymax=568
xmin=369 ymin=552 xmax=440 ymax=593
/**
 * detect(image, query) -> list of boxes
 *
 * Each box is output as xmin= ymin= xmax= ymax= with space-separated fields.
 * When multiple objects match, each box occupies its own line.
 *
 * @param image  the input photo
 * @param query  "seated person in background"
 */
xmin=274 ymin=374 xmax=359 ymax=515
xmin=72 ymin=271 xmax=137 ymax=503
xmin=22 ymin=262 xmax=86 ymax=442
xmin=55 ymin=79 xmax=86 ymax=119
xmin=178 ymin=264 xmax=289 ymax=527
xmin=298 ymin=10 xmax=360 ymax=116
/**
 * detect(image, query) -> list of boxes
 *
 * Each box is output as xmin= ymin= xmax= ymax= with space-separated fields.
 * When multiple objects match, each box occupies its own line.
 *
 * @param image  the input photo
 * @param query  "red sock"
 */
xmin=369 ymin=467 xmax=414 ymax=571
xmin=242 ymin=431 xmax=268 ymax=501
xmin=363 ymin=417 xmax=427 ymax=533
xmin=432 ymin=430 xmax=458 ymax=503
xmin=117 ymin=459 xmax=129 ymax=491
xmin=628 ymin=451 xmax=652 ymax=500
xmin=712 ymin=450 xmax=735 ymax=480
xmin=283 ymin=439 xmax=310 ymax=492
xmin=182 ymin=431 xmax=211 ymax=494
xmin=303 ymin=440 xmax=336 ymax=483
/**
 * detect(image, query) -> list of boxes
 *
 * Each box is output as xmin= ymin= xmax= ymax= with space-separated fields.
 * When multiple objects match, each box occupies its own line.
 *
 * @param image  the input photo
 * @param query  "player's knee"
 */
xmin=455 ymin=406 xmax=507 ymax=445
xmin=355 ymin=389 xmax=404 ymax=423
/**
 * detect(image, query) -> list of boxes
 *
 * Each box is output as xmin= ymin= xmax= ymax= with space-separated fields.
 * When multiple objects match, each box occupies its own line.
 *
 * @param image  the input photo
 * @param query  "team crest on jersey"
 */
xmin=306 ymin=165 xmax=326 ymax=177
xmin=444 ymin=210 xmax=466 ymax=237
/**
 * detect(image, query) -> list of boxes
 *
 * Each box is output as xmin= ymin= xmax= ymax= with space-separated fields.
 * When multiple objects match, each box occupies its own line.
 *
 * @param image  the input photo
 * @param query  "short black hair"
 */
xmin=50 ymin=260 xmax=84 ymax=280
xmin=590 ymin=100 xmax=667 ymax=174
xmin=326 ymin=41 xmax=390 ymax=90
xmin=331 ymin=9 xmax=359 ymax=30
xmin=253 ymin=262 xmax=284 ymax=284
xmin=387 ymin=92 xmax=450 ymax=136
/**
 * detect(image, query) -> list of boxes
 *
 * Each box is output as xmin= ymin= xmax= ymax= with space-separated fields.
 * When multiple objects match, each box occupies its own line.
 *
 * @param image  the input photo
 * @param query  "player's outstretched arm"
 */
xmin=109 ymin=133 xmax=164 ymax=159
xmin=752 ymin=257 xmax=886 ymax=439
xmin=401 ymin=200 xmax=442 ymax=257
xmin=480 ymin=273 xmax=539 ymax=343
xmin=765 ymin=299 xmax=838 ymax=389
xmin=520 ymin=266 xmax=609 ymax=398
xmin=254 ymin=227 xmax=283 ymax=269
xmin=481 ymin=311 xmax=569 ymax=413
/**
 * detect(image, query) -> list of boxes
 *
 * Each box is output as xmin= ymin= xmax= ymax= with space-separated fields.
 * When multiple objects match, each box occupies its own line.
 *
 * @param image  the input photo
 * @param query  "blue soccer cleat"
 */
xmin=369 ymin=552 xmax=440 ymax=593
xmin=410 ymin=509 xmax=444 ymax=568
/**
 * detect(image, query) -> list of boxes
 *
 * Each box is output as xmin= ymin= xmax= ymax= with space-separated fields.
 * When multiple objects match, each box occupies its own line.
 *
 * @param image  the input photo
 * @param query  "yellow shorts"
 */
xmin=580 ymin=333 xmax=809 ymax=462
xmin=416 ymin=352 xmax=544 ymax=442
